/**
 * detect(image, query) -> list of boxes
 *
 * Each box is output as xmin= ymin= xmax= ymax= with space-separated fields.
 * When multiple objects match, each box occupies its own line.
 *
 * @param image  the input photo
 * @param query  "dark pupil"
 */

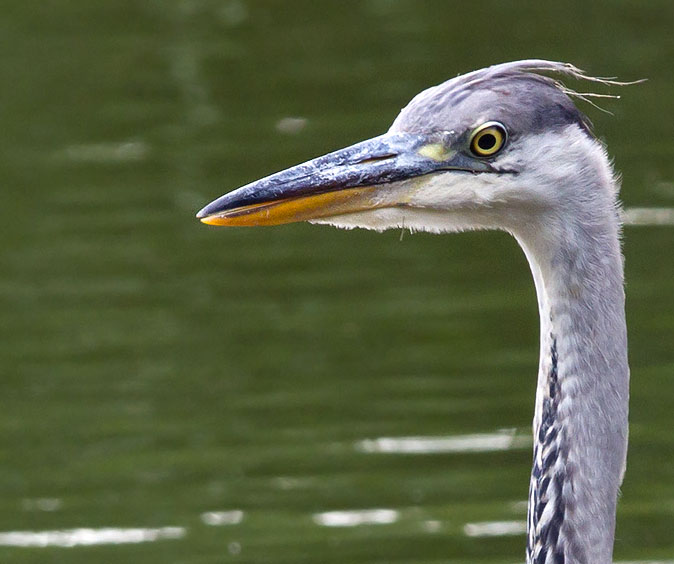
xmin=478 ymin=133 xmax=496 ymax=151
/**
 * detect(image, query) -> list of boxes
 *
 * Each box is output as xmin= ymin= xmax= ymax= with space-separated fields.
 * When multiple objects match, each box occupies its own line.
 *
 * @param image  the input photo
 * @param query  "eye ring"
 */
xmin=470 ymin=121 xmax=507 ymax=157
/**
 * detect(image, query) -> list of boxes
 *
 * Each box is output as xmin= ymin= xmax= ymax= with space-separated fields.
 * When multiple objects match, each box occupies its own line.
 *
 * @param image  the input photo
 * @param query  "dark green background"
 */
xmin=1 ymin=1 xmax=673 ymax=562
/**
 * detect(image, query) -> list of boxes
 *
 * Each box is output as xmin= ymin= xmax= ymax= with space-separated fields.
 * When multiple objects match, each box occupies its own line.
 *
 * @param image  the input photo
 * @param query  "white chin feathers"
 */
xmin=309 ymin=208 xmax=492 ymax=235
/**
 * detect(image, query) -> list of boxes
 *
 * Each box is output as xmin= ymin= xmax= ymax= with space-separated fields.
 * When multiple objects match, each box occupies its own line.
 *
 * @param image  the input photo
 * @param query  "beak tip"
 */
xmin=196 ymin=205 xmax=212 ymax=220
xmin=197 ymin=193 xmax=236 ymax=221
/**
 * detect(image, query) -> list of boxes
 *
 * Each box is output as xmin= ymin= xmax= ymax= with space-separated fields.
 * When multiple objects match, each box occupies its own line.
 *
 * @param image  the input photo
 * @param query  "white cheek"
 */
xmin=407 ymin=172 xmax=516 ymax=210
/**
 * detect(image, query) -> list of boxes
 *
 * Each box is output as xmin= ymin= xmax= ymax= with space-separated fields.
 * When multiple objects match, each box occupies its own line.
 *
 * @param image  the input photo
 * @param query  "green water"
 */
xmin=2 ymin=1 xmax=673 ymax=562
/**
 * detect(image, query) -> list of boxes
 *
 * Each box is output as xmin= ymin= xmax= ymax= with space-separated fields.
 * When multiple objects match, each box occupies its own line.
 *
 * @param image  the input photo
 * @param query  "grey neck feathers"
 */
xmin=513 ymin=165 xmax=629 ymax=563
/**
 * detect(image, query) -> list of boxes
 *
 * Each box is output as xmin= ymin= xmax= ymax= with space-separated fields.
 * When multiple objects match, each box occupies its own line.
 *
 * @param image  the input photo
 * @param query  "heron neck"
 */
xmin=514 ymin=206 xmax=629 ymax=564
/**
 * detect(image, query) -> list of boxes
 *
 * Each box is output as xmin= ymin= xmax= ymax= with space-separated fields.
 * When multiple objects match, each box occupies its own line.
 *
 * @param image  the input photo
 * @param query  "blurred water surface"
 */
xmin=1 ymin=1 xmax=673 ymax=562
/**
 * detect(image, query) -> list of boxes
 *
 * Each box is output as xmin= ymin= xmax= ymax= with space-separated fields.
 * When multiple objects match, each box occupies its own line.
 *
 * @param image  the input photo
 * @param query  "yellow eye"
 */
xmin=470 ymin=122 xmax=507 ymax=157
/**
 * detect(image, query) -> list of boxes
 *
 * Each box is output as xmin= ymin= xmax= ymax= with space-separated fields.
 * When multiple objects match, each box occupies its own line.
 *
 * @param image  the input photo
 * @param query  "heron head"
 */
xmin=197 ymin=60 xmax=617 ymax=234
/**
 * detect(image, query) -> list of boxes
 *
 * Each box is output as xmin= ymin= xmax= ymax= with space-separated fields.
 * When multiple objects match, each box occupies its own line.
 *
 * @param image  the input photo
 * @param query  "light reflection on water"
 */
xmin=356 ymin=430 xmax=530 ymax=454
xmin=313 ymin=509 xmax=399 ymax=527
xmin=463 ymin=520 xmax=527 ymax=538
xmin=0 ymin=527 xmax=185 ymax=548
xmin=20 ymin=498 xmax=63 ymax=512
xmin=623 ymin=207 xmax=674 ymax=226
xmin=200 ymin=509 xmax=244 ymax=526
xmin=54 ymin=140 xmax=150 ymax=164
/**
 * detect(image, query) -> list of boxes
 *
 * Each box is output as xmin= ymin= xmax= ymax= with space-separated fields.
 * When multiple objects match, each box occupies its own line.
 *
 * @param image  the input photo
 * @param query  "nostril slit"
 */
xmin=355 ymin=153 xmax=397 ymax=165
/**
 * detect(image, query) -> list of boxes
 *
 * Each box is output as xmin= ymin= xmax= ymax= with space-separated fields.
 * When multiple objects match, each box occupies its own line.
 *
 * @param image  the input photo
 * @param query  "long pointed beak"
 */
xmin=196 ymin=132 xmax=488 ymax=227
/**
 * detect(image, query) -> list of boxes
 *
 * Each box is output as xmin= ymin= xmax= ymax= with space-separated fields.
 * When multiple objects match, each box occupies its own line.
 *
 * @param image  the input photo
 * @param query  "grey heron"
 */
xmin=197 ymin=60 xmax=631 ymax=564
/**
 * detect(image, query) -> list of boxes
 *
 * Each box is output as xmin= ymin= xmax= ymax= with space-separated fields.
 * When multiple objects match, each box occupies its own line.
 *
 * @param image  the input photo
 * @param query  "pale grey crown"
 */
xmin=390 ymin=60 xmax=595 ymax=141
